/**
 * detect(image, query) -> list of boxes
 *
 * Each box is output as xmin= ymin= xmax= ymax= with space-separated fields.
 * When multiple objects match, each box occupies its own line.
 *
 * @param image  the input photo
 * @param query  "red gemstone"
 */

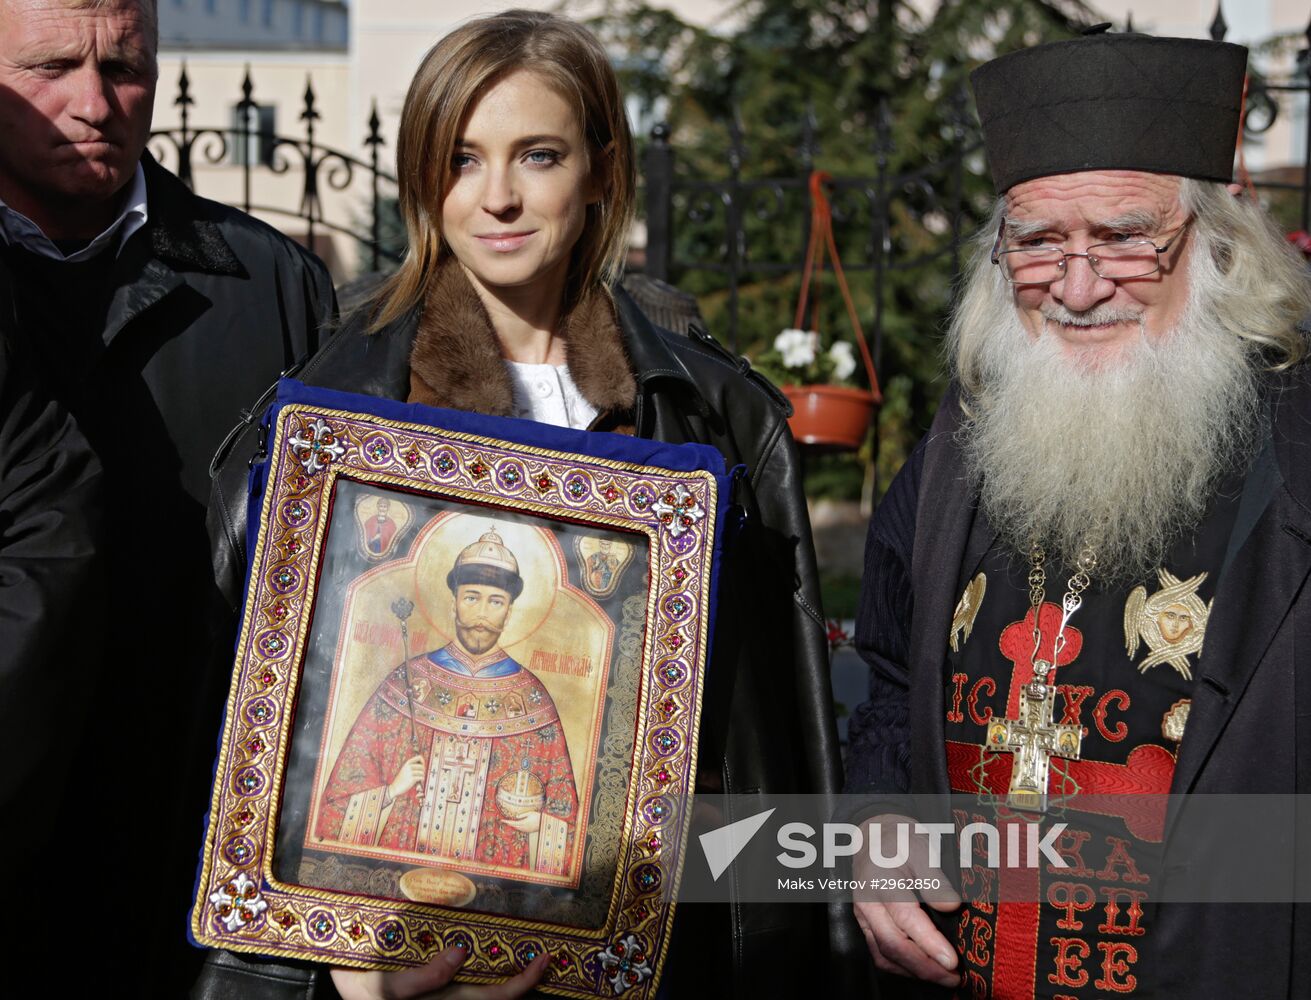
xmin=236 ymin=810 xmax=253 ymax=824
xmin=349 ymin=923 xmax=363 ymax=939
xmin=673 ymin=568 xmax=686 ymax=581
xmin=627 ymin=972 xmax=639 ymax=984
xmin=668 ymin=636 xmax=681 ymax=648
xmin=648 ymin=835 xmax=661 ymax=850
xmin=636 ymin=906 xmax=649 ymax=919
xmin=603 ymin=486 xmax=619 ymax=501
xmin=218 ymin=904 xmax=232 ymax=916
xmin=537 ymin=476 xmax=551 ymax=489
xmin=248 ymin=739 xmax=264 ymax=753
xmin=614 ymin=942 xmax=625 ymax=957
xmin=472 ymin=462 xmax=487 ymax=477
xmin=557 ymin=956 xmax=572 ymax=969
xmin=655 ymin=769 xmax=670 ymax=784
xmin=489 ymin=944 xmax=502 ymax=957
xmin=417 ymin=931 xmax=435 ymax=948
xmin=634 ymin=952 xmax=647 ymax=963
xmin=261 ymin=671 xmax=275 ymax=685
xmin=660 ymin=698 xmax=676 ymax=715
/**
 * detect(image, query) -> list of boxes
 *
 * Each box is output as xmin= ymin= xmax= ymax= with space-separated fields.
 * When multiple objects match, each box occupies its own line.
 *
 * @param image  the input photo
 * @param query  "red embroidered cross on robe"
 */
xmin=940 ymin=500 xmax=1233 ymax=1000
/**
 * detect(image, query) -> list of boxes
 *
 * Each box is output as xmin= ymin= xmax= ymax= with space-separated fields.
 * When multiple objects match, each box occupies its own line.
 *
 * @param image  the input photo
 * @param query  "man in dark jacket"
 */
xmin=0 ymin=1 xmax=335 ymax=992
xmin=845 ymin=28 xmax=1311 ymax=999
xmin=0 ymin=321 xmax=101 ymax=852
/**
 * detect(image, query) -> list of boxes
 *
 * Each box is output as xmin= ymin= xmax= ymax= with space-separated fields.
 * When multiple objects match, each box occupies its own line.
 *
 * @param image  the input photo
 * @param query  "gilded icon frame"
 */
xmin=191 ymin=390 xmax=725 ymax=999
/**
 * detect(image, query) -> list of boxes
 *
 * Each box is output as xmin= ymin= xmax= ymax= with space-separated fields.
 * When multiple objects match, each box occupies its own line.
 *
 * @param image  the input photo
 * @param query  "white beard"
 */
xmin=959 ymin=269 xmax=1261 ymax=583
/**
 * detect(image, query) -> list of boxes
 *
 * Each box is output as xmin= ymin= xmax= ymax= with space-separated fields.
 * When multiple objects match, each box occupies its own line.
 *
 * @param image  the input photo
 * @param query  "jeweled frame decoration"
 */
xmin=191 ymin=384 xmax=726 ymax=1000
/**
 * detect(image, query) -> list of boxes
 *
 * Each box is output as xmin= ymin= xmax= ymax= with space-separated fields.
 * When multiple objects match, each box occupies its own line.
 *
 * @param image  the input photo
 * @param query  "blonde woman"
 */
xmin=201 ymin=11 xmax=843 ymax=999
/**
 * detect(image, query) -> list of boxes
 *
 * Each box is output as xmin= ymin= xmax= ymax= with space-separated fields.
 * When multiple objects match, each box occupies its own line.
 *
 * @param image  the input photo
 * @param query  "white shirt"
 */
xmin=0 ymin=164 xmax=148 ymax=262
xmin=506 ymin=360 xmax=599 ymax=430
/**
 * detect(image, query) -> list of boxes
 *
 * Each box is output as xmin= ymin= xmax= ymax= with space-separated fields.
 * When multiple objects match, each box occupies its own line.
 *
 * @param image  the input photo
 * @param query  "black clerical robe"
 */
xmin=845 ymin=369 xmax=1311 ymax=998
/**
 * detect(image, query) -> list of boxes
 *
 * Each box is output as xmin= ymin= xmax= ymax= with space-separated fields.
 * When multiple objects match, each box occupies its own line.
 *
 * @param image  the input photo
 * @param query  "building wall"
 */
xmin=161 ymin=0 xmax=348 ymax=52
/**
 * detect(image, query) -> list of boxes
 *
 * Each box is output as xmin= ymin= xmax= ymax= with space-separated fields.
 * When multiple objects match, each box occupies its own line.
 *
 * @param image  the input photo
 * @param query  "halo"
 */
xmin=411 ymin=511 xmax=561 ymax=649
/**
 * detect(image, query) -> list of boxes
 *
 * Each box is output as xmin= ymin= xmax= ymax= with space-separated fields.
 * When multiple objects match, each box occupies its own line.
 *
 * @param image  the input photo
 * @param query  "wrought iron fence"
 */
xmin=148 ymin=65 xmax=400 ymax=273
xmin=642 ymin=88 xmax=977 ymax=361
xmin=149 ymin=6 xmax=1311 ymax=348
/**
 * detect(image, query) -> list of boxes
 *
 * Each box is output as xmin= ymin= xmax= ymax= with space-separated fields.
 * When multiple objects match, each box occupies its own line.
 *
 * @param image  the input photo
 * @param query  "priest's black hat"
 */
xmin=970 ymin=27 xmax=1248 ymax=192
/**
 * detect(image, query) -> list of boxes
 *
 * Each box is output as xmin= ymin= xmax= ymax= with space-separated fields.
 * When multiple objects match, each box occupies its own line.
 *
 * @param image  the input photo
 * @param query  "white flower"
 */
xmin=774 ymin=328 xmax=819 ymax=369
xmin=829 ymin=341 xmax=857 ymax=381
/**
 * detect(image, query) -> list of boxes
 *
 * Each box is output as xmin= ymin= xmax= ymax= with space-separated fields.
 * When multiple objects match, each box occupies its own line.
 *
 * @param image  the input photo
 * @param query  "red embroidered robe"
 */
xmin=315 ymin=642 xmax=578 ymax=878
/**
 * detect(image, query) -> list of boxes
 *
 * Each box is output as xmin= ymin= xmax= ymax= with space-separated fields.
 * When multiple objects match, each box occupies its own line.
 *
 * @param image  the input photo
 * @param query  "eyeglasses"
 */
xmin=990 ymin=218 xmax=1192 ymax=285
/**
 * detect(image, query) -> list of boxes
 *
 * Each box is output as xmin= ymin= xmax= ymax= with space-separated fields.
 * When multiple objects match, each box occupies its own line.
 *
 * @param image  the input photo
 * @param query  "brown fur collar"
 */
xmin=408 ymin=263 xmax=638 ymax=420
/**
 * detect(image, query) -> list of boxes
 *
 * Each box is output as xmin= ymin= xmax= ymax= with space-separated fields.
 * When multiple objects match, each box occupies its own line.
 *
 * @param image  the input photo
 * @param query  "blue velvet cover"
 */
xmin=242 ymin=378 xmax=736 ymax=605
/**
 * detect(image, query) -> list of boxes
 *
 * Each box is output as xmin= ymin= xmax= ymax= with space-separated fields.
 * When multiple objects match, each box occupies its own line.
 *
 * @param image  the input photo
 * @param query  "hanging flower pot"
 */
xmin=782 ymin=384 xmax=879 ymax=450
xmin=755 ymin=172 xmax=882 ymax=452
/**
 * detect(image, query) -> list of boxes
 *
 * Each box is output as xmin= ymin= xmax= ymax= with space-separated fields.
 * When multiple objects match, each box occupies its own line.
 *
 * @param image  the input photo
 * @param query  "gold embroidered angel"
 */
xmin=949 ymin=573 xmax=987 ymax=653
xmin=1123 ymin=569 xmax=1212 ymax=679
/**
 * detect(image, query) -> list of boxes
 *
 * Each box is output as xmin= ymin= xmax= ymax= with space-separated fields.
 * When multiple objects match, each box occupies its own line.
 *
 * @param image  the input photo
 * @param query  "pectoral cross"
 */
xmin=986 ymin=673 xmax=1081 ymax=812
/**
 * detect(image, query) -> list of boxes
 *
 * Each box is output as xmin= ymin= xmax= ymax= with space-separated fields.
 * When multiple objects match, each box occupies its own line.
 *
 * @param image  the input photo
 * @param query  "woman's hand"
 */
xmin=331 ymin=946 xmax=550 ymax=1000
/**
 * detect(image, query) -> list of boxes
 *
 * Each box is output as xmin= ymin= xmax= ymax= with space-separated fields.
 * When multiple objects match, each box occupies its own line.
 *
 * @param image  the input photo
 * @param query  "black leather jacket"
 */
xmin=198 ymin=288 xmax=861 ymax=998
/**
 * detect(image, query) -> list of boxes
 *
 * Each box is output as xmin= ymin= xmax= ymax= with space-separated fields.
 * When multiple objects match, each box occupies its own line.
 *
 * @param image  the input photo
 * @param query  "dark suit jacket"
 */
xmin=0 ymin=153 xmax=336 ymax=996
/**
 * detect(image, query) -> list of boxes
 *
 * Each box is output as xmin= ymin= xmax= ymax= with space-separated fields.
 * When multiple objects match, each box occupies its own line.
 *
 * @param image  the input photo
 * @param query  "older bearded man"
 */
xmin=845 ymin=26 xmax=1311 ymax=1000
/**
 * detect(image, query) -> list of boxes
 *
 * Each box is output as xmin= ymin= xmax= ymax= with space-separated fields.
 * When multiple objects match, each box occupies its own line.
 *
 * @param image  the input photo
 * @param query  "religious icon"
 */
xmin=1123 ymin=568 xmax=1212 ymax=679
xmin=310 ymin=519 xmax=602 ymax=886
xmin=192 ymin=395 xmax=724 ymax=995
xmin=574 ymin=534 xmax=635 ymax=599
xmin=949 ymin=573 xmax=987 ymax=652
xmin=355 ymin=493 xmax=411 ymax=561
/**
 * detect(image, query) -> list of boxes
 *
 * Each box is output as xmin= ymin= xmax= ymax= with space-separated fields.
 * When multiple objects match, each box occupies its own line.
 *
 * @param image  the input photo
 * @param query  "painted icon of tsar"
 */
xmin=315 ymin=528 xmax=578 ymax=878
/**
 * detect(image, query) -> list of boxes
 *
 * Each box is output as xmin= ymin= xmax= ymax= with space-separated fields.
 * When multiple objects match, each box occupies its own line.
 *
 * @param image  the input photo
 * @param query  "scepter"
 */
xmin=391 ymin=597 xmax=419 ymax=753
